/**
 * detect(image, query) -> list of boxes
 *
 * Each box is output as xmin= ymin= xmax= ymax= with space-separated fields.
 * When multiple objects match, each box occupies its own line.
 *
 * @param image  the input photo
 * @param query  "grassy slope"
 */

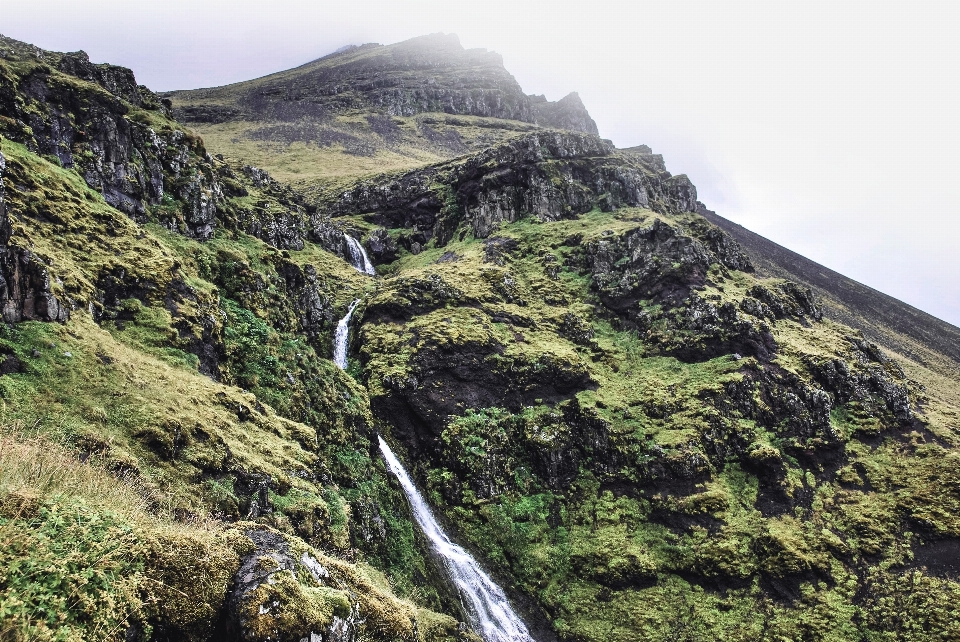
xmin=0 ymin=423 xmax=470 ymax=642
xmin=172 ymin=112 xmax=538 ymax=196
xmin=165 ymin=41 xmax=544 ymax=192
xmin=356 ymin=206 xmax=960 ymax=641
xmin=0 ymin=138 xmax=473 ymax=640
xmin=698 ymin=208 xmax=960 ymax=377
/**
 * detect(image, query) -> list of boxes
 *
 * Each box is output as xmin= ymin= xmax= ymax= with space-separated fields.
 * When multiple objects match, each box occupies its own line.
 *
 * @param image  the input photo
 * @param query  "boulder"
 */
xmin=224 ymin=527 xmax=359 ymax=642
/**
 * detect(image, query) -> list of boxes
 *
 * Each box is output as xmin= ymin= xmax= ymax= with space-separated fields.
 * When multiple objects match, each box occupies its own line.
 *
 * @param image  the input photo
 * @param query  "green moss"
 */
xmin=3 ymin=59 xmax=960 ymax=640
xmin=0 ymin=499 xmax=143 ymax=641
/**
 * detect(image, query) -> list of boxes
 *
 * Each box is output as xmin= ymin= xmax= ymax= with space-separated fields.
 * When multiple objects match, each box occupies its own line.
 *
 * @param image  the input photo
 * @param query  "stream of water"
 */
xmin=333 ymin=299 xmax=360 ymax=370
xmin=344 ymin=233 xmax=376 ymax=275
xmin=377 ymin=436 xmax=536 ymax=642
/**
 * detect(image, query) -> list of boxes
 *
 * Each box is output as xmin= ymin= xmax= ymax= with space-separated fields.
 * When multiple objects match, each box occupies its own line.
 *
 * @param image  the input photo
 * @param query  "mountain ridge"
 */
xmin=0 ymin=30 xmax=958 ymax=642
xmin=164 ymin=33 xmax=598 ymax=134
xmin=698 ymin=204 xmax=960 ymax=373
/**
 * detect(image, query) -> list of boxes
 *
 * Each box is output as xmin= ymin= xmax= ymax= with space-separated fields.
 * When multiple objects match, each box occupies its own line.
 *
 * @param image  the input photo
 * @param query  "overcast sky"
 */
xmin=5 ymin=1 xmax=960 ymax=326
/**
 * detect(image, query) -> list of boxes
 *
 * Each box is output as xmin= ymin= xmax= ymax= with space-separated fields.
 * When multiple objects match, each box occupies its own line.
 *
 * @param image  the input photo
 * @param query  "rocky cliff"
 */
xmin=169 ymin=33 xmax=598 ymax=134
xmin=161 ymin=34 xmax=602 ymax=193
xmin=1 ymin=32 xmax=959 ymax=642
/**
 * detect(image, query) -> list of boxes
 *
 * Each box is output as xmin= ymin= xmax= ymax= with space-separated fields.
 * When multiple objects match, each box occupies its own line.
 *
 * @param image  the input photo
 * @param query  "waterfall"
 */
xmin=333 ymin=299 xmax=360 ymax=370
xmin=344 ymin=233 xmax=376 ymax=275
xmin=377 ymin=436 xmax=535 ymax=642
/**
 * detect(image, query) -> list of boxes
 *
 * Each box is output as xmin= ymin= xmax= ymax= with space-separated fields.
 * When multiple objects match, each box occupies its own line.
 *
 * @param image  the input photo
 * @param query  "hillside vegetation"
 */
xmin=164 ymin=33 xmax=597 ymax=191
xmin=0 ymin=32 xmax=958 ymax=642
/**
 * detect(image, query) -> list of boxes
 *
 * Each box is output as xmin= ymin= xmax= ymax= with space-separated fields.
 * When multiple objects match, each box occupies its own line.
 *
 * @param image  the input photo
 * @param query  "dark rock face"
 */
xmin=529 ymin=92 xmax=599 ymax=136
xmin=173 ymin=104 xmax=243 ymax=124
xmin=224 ymin=165 xmax=310 ymax=251
xmin=576 ymin=217 xmax=813 ymax=362
xmin=364 ymin=228 xmax=399 ymax=264
xmin=173 ymin=34 xmax=530 ymax=125
xmin=54 ymin=49 xmax=156 ymax=109
xmin=668 ymin=293 xmax=779 ymax=362
xmin=482 ymin=236 xmax=520 ymax=266
xmin=585 ymin=218 xmax=714 ymax=309
xmin=371 ymin=335 xmax=596 ymax=458
xmin=0 ymin=152 xmax=7 ymax=245
xmin=170 ymin=33 xmax=600 ymax=135
xmin=746 ymin=283 xmax=822 ymax=323
xmin=0 ymin=151 xmax=68 ymax=323
xmin=323 ymin=131 xmax=698 ymax=249
xmin=277 ymin=262 xmax=337 ymax=343
xmin=363 ymin=273 xmax=468 ymax=323
xmin=0 ymin=45 xmax=222 ymax=239
xmin=0 ymin=36 xmax=162 ymax=110
xmin=217 ymin=163 xmax=382 ymax=266
xmin=0 ymin=244 xmax=69 ymax=323
xmin=703 ymin=226 xmax=754 ymax=272
xmin=806 ymin=336 xmax=914 ymax=424
xmin=309 ymin=220 xmax=352 ymax=263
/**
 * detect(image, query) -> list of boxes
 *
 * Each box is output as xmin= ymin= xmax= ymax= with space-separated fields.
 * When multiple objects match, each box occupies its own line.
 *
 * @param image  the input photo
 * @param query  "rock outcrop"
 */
xmin=0 ymin=149 xmax=69 ymax=322
xmin=0 ymin=35 xmax=222 ymax=238
xmin=223 ymin=527 xmax=358 ymax=642
xmin=529 ymin=91 xmax=599 ymax=136
xmin=321 ymin=130 xmax=698 ymax=251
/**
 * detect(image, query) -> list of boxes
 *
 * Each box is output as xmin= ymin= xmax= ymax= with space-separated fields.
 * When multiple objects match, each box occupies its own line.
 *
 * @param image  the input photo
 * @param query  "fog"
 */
xmin=5 ymin=0 xmax=960 ymax=326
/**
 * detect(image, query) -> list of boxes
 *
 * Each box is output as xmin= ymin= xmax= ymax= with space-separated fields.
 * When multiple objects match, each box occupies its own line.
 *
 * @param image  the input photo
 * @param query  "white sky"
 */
xmin=5 ymin=0 xmax=960 ymax=326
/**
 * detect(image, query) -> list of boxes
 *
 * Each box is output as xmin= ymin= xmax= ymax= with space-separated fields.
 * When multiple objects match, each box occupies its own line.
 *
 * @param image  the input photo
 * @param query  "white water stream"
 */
xmin=344 ymin=233 xmax=376 ymax=275
xmin=333 ymin=299 xmax=360 ymax=370
xmin=378 ymin=436 xmax=536 ymax=642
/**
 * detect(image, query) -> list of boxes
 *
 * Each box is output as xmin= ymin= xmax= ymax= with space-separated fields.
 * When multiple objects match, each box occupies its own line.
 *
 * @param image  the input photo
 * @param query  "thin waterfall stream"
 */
xmin=378 ymin=436 xmax=536 ymax=642
xmin=333 ymin=299 xmax=360 ymax=370
xmin=344 ymin=233 xmax=376 ymax=275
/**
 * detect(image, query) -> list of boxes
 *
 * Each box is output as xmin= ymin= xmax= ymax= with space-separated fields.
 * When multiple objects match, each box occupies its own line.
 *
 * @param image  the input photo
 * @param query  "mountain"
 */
xmin=698 ymin=205 xmax=960 ymax=373
xmin=163 ymin=33 xmax=598 ymax=190
xmin=0 ymin=31 xmax=959 ymax=642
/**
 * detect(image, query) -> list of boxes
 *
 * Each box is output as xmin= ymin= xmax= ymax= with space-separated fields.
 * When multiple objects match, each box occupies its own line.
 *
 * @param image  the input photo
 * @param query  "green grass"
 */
xmin=354 ymin=206 xmax=960 ymax=641
xmin=3 ymin=50 xmax=960 ymax=639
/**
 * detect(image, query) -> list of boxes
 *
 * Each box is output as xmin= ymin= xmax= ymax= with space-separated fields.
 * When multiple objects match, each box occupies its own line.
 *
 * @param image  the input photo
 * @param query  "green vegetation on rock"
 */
xmin=0 ymin=30 xmax=957 ymax=642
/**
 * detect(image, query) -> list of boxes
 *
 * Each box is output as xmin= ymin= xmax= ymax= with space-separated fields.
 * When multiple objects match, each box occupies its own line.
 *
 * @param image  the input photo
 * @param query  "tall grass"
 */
xmin=0 ymin=422 xmax=155 ymax=521
xmin=0 ymin=422 xmax=222 ymax=642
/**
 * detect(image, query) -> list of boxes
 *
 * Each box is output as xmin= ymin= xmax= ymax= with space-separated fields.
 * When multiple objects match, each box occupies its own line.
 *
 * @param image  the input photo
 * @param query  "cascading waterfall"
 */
xmin=378 ymin=436 xmax=535 ymax=642
xmin=344 ymin=233 xmax=376 ymax=275
xmin=333 ymin=299 xmax=360 ymax=370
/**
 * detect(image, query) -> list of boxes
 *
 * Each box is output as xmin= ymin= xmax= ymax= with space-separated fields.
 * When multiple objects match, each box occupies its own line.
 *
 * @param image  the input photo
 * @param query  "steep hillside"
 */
xmin=1 ymin=32 xmax=959 ymax=642
xmin=0 ymin=34 xmax=479 ymax=641
xmin=163 ymin=34 xmax=598 ymax=189
xmin=698 ymin=205 xmax=960 ymax=373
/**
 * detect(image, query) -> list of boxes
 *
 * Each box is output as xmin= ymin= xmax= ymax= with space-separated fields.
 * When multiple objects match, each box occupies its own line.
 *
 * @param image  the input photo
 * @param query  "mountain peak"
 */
xmin=1 ymin=29 xmax=959 ymax=642
xmin=394 ymin=31 xmax=463 ymax=50
xmin=166 ymin=32 xmax=597 ymax=135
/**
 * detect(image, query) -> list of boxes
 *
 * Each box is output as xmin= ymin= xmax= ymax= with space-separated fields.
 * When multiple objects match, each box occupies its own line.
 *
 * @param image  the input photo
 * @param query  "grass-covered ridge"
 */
xmin=356 ymin=204 xmax=960 ymax=641
xmin=1 ymin=30 xmax=959 ymax=642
